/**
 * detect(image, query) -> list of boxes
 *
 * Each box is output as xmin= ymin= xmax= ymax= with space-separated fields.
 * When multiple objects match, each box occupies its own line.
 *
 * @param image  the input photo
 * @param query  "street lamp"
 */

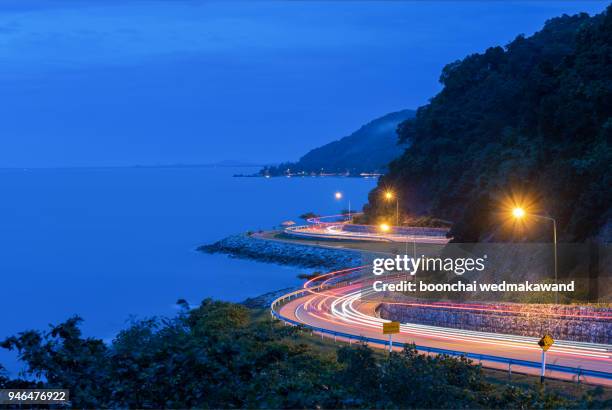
xmin=335 ymin=191 xmax=351 ymax=220
xmin=379 ymin=223 xmax=390 ymax=233
xmin=512 ymin=207 xmax=526 ymax=219
xmin=383 ymin=190 xmax=399 ymax=226
xmin=512 ymin=207 xmax=558 ymax=304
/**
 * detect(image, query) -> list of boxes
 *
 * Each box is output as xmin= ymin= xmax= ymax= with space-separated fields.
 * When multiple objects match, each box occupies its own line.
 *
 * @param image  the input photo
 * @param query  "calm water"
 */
xmin=0 ymin=166 xmax=376 ymax=374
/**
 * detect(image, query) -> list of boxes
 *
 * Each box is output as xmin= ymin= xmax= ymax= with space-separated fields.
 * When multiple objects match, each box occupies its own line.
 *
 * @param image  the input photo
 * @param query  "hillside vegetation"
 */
xmin=2 ymin=300 xmax=608 ymax=408
xmin=261 ymin=110 xmax=414 ymax=176
xmin=365 ymin=8 xmax=612 ymax=242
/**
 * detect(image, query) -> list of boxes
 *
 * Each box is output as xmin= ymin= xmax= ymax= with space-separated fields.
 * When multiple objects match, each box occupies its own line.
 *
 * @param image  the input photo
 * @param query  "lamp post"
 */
xmin=384 ymin=190 xmax=399 ymax=226
xmin=512 ymin=207 xmax=558 ymax=304
xmin=335 ymin=191 xmax=351 ymax=220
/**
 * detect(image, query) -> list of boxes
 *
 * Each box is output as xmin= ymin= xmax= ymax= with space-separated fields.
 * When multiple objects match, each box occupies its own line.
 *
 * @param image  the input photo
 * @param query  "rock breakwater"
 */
xmin=199 ymin=233 xmax=362 ymax=270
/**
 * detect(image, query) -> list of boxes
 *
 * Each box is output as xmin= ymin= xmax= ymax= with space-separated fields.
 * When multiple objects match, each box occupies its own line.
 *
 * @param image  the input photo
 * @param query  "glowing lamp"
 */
xmin=512 ymin=207 xmax=526 ymax=219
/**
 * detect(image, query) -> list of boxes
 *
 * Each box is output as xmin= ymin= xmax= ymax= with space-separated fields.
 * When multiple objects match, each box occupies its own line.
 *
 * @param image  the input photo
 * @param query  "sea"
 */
xmin=0 ymin=166 xmax=376 ymax=375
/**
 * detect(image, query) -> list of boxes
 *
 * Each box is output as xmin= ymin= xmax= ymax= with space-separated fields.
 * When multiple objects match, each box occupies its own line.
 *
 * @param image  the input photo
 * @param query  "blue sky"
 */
xmin=0 ymin=0 xmax=608 ymax=167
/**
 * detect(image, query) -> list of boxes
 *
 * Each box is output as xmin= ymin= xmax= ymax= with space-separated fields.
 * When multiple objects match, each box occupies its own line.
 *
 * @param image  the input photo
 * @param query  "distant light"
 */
xmin=384 ymin=191 xmax=394 ymax=200
xmin=334 ymin=192 xmax=343 ymax=200
xmin=380 ymin=223 xmax=390 ymax=232
xmin=512 ymin=207 xmax=526 ymax=219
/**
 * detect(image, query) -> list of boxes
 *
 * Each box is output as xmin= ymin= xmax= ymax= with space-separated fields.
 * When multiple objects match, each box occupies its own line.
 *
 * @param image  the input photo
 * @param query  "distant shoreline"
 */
xmin=233 ymin=172 xmax=383 ymax=178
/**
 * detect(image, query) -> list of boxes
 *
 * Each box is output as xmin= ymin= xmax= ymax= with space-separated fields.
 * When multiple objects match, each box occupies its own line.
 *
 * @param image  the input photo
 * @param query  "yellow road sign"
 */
xmin=383 ymin=321 xmax=400 ymax=334
xmin=538 ymin=334 xmax=554 ymax=351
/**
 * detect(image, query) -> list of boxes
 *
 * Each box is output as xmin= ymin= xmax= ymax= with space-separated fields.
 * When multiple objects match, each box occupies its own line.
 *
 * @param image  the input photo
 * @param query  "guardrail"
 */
xmin=270 ymin=287 xmax=612 ymax=382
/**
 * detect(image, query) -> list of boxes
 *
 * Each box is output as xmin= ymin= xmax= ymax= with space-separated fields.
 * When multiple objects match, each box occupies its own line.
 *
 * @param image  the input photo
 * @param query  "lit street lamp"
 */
xmin=379 ymin=223 xmax=390 ymax=233
xmin=335 ymin=191 xmax=351 ymax=220
xmin=512 ymin=207 xmax=558 ymax=304
xmin=512 ymin=207 xmax=526 ymax=219
xmin=383 ymin=190 xmax=399 ymax=226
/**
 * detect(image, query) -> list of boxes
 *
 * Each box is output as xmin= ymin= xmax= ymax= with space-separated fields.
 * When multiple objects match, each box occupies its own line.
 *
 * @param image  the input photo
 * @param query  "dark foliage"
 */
xmin=299 ymin=212 xmax=319 ymax=220
xmin=365 ymin=8 xmax=612 ymax=242
xmin=1 ymin=300 xmax=608 ymax=408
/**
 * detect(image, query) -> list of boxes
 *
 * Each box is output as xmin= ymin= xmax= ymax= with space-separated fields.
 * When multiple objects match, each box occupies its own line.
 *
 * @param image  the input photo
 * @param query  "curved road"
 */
xmin=286 ymin=223 xmax=450 ymax=244
xmin=276 ymin=271 xmax=612 ymax=386
xmin=286 ymin=224 xmax=450 ymax=244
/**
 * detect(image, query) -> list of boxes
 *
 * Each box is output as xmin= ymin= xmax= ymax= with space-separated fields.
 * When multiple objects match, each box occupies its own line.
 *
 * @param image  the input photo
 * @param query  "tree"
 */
xmin=365 ymin=7 xmax=612 ymax=243
xmin=299 ymin=212 xmax=319 ymax=220
xmin=2 ymin=301 xmax=607 ymax=408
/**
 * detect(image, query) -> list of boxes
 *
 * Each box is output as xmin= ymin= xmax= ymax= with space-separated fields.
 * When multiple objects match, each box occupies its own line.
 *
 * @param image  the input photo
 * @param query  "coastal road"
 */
xmin=285 ymin=224 xmax=450 ymax=244
xmin=275 ymin=276 xmax=612 ymax=386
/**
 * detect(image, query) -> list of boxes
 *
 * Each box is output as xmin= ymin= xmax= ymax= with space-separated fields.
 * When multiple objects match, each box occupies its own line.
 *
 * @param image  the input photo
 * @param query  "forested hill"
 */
xmin=260 ymin=110 xmax=414 ymax=176
xmin=364 ymin=7 xmax=612 ymax=242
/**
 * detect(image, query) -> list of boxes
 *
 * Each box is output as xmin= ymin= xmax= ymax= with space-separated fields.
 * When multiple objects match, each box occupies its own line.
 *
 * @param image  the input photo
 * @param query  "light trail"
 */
xmin=328 ymin=289 xmax=611 ymax=360
xmin=273 ymin=219 xmax=611 ymax=382
xmin=276 ymin=268 xmax=612 ymax=384
xmin=286 ymin=213 xmax=451 ymax=244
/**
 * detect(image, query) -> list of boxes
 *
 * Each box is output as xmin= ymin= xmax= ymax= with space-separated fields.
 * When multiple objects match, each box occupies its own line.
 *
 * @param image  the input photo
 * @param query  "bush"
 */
xmin=2 ymin=300 xmax=607 ymax=408
xmin=300 ymin=212 xmax=319 ymax=220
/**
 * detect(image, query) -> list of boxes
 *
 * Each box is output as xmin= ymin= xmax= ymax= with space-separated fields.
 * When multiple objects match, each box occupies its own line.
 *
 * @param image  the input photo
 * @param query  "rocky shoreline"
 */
xmin=199 ymin=233 xmax=362 ymax=270
xmin=200 ymin=233 xmax=363 ymax=309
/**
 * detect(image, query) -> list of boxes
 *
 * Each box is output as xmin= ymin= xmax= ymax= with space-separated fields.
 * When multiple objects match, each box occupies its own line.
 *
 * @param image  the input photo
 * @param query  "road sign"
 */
xmin=538 ymin=334 xmax=554 ymax=382
xmin=383 ymin=321 xmax=400 ymax=334
xmin=538 ymin=334 xmax=554 ymax=351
